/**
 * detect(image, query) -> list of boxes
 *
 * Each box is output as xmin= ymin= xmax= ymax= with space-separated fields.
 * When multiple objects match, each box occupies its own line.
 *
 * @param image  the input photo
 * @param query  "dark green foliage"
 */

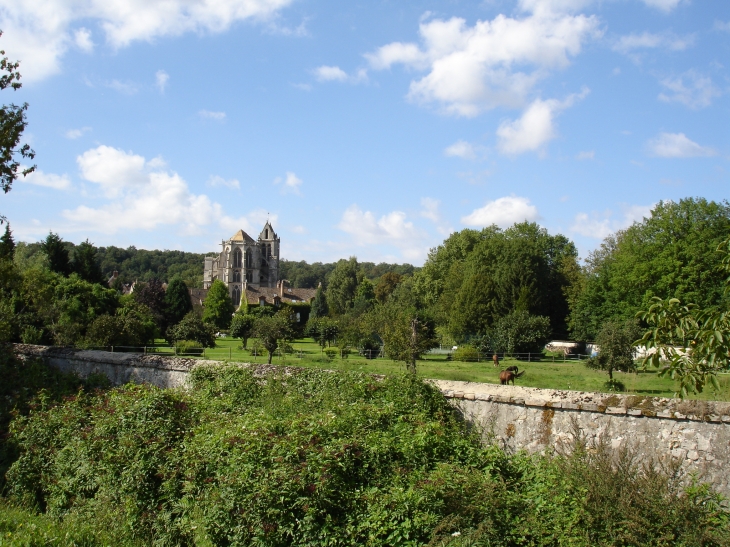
xmin=4 ymin=366 xmax=728 ymax=546
xmin=279 ymin=259 xmax=416 ymax=289
xmin=0 ymin=222 xmax=14 ymax=259
xmin=95 ymin=245 xmax=208 ymax=288
xmin=230 ymin=312 xmax=255 ymax=348
xmin=369 ymin=300 xmax=437 ymax=372
xmin=416 ymin=223 xmax=577 ymax=341
xmin=164 ymin=278 xmax=192 ymax=327
xmin=133 ymin=278 xmax=167 ymax=333
xmin=166 ymin=312 xmax=216 ymax=348
xmin=326 ymin=257 xmax=359 ymax=315
xmin=40 ymin=232 xmax=71 ymax=276
xmin=0 ymin=32 xmax=36 ymax=214
xmin=375 ymin=271 xmax=402 ymax=303
xmin=352 ymin=277 xmax=376 ymax=315
xmin=305 ymin=316 xmax=339 ymax=347
xmin=253 ymin=312 xmax=294 ymax=363
xmin=202 ymin=279 xmax=234 ymax=330
xmin=492 ymin=310 xmax=552 ymax=354
xmin=310 ymin=285 xmax=328 ymax=318
xmin=71 ymin=239 xmax=105 ymax=284
xmin=569 ymin=198 xmax=730 ymax=340
xmin=83 ymin=311 xmax=156 ymax=348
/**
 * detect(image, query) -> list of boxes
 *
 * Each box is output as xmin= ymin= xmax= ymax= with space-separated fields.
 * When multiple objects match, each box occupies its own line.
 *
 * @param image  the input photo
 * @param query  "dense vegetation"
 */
xmin=1 ymin=358 xmax=727 ymax=546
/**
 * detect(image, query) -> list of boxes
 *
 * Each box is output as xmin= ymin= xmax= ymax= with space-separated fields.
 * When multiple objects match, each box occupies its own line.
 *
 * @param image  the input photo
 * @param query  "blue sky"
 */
xmin=2 ymin=0 xmax=728 ymax=265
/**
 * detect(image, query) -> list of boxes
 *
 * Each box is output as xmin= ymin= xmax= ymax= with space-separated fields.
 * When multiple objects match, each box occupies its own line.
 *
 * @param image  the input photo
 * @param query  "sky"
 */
xmin=1 ymin=0 xmax=729 ymax=265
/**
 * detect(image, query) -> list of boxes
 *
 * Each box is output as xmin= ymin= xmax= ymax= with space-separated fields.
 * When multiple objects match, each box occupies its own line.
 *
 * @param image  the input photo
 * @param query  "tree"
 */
xmin=491 ymin=310 xmax=552 ymax=354
xmin=586 ymin=319 xmax=643 ymax=390
xmin=0 ymin=222 xmax=13 ymax=260
xmin=375 ymin=272 xmax=402 ymax=303
xmin=230 ymin=313 xmax=255 ymax=348
xmin=0 ymin=33 xmax=35 ymax=223
xmin=202 ymin=280 xmax=234 ymax=330
xmin=352 ymin=278 xmax=376 ymax=315
xmin=310 ymin=285 xmax=328 ymax=318
xmin=637 ymin=237 xmax=730 ymax=398
xmin=569 ymin=198 xmax=730 ymax=340
xmin=368 ymin=301 xmax=436 ymax=373
xmin=253 ymin=313 xmax=292 ymax=364
xmin=164 ymin=278 xmax=192 ymax=327
xmin=40 ymin=232 xmax=71 ymax=276
xmin=305 ymin=317 xmax=339 ymax=348
xmin=72 ymin=239 xmax=104 ymax=284
xmin=134 ymin=278 xmax=168 ymax=333
xmin=166 ymin=312 xmax=216 ymax=348
xmin=326 ymin=257 xmax=359 ymax=315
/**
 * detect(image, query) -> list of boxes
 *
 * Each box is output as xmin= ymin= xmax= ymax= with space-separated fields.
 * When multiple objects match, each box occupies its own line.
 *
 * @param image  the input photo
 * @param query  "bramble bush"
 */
xmin=2 ymin=364 xmax=729 ymax=546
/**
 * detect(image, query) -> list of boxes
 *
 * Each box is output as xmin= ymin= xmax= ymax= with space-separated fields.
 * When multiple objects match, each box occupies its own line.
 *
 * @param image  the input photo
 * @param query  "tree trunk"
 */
xmin=608 ymin=367 xmax=613 ymax=381
xmin=267 ymin=350 xmax=273 ymax=364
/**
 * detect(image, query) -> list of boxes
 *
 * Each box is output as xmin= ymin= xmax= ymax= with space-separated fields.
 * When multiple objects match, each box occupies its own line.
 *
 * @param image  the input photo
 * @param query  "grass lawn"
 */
xmin=168 ymin=337 xmax=730 ymax=402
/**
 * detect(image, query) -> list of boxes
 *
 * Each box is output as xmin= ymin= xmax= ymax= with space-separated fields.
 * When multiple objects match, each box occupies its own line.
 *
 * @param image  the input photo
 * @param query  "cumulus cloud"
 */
xmin=613 ymin=32 xmax=694 ymax=55
xmin=658 ymin=71 xmax=721 ymax=109
xmin=571 ymin=204 xmax=653 ymax=238
xmin=155 ymin=70 xmax=169 ymax=93
xmin=461 ymin=195 xmax=539 ymax=228
xmin=420 ymin=197 xmax=453 ymax=236
xmin=21 ymin=168 xmax=72 ymax=190
xmin=65 ymin=126 xmax=91 ymax=139
xmin=314 ymin=65 xmax=348 ymax=82
xmin=65 ymin=145 xmax=228 ymax=235
xmin=496 ymin=88 xmax=588 ymax=155
xmin=0 ymin=0 xmax=294 ymax=82
xmin=337 ymin=205 xmax=427 ymax=261
xmin=365 ymin=9 xmax=599 ymax=116
xmin=199 ymin=110 xmax=226 ymax=121
xmin=219 ymin=210 xmax=277 ymax=237
xmin=647 ymin=132 xmax=716 ymax=158
xmin=444 ymin=140 xmax=479 ymax=160
xmin=273 ymin=171 xmax=302 ymax=195
xmin=206 ymin=175 xmax=240 ymax=190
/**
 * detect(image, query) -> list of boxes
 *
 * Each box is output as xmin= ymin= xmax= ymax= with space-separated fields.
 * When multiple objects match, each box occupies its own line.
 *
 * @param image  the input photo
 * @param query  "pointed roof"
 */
xmin=229 ymin=229 xmax=255 ymax=243
xmin=258 ymin=221 xmax=277 ymax=241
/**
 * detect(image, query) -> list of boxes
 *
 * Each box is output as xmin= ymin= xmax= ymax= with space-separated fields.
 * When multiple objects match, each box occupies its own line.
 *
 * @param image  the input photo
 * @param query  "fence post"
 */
xmin=174 ymin=345 xmax=177 ymax=356
xmin=528 ymin=353 xmax=531 ymax=362
xmin=111 ymin=346 xmax=114 ymax=353
xmin=143 ymin=346 xmax=146 ymax=355
xmin=229 ymin=347 xmax=232 ymax=360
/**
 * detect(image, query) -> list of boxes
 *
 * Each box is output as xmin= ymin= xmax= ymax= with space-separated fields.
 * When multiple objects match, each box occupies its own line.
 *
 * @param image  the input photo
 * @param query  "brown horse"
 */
xmin=492 ymin=354 xmax=500 ymax=367
xmin=505 ymin=365 xmax=519 ymax=374
xmin=499 ymin=369 xmax=524 ymax=385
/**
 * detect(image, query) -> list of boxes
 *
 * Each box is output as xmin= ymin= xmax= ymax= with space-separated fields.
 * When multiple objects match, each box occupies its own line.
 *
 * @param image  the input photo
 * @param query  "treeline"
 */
xmin=14 ymin=239 xmax=208 ymax=288
xmin=280 ymin=259 xmax=417 ymax=289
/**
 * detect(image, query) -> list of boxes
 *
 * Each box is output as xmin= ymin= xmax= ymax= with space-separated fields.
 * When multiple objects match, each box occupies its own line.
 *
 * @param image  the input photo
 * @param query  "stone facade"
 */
xmin=203 ymin=221 xmax=280 ymax=308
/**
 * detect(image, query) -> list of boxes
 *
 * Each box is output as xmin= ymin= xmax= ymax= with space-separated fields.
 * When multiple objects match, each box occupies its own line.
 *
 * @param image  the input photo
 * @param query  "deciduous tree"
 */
xmin=310 ymin=285 xmax=328 ymax=318
xmin=586 ymin=319 xmax=643 ymax=389
xmin=230 ymin=313 xmax=255 ymax=348
xmin=72 ymin=239 xmax=104 ymax=284
xmin=164 ymin=278 xmax=192 ymax=327
xmin=202 ymin=280 xmax=234 ymax=330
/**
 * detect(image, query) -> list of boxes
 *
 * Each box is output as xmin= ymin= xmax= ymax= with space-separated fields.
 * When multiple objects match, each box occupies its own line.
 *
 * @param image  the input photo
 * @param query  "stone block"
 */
xmin=687 ymin=450 xmax=700 ymax=461
xmin=627 ymin=409 xmax=642 ymax=416
xmin=581 ymin=403 xmax=602 ymax=412
xmin=525 ymin=398 xmax=547 ymax=408
xmin=512 ymin=398 xmax=525 ymax=406
xmin=561 ymin=402 xmax=580 ymax=410
xmin=674 ymin=412 xmax=687 ymax=420
xmin=454 ymin=392 xmax=464 ymax=399
xmin=657 ymin=410 xmax=672 ymax=418
xmin=606 ymin=407 xmax=626 ymax=415
xmin=476 ymin=393 xmax=491 ymax=401
xmin=464 ymin=393 xmax=475 ymax=400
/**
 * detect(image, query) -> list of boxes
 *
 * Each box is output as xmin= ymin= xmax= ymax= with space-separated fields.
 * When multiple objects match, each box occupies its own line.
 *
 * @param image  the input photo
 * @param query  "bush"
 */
xmin=175 ymin=340 xmax=204 ymax=355
xmin=453 ymin=344 xmax=480 ymax=362
xmin=166 ymin=312 xmax=216 ymax=348
xmin=323 ymin=347 xmax=338 ymax=360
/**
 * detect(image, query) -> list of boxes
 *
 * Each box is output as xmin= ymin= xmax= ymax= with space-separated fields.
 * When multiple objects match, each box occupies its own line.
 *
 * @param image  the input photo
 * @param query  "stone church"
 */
xmin=202 ymin=221 xmax=316 ymax=310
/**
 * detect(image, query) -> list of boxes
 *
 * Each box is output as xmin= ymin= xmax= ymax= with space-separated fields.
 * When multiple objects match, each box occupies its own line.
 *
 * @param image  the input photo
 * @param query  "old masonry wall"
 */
xmin=14 ymin=344 xmax=730 ymax=498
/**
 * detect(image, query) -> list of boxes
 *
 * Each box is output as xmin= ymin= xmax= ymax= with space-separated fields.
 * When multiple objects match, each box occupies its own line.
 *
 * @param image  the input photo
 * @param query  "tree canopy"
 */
xmin=202 ymin=280 xmax=234 ymax=330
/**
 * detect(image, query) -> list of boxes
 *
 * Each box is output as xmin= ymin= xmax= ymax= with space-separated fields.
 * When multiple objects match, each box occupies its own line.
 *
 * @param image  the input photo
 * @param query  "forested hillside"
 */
xmin=280 ymin=259 xmax=417 ymax=289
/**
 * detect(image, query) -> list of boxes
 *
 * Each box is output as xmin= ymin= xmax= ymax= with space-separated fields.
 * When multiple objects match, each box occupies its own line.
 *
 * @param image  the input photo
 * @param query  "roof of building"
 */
xmin=229 ymin=229 xmax=256 ymax=243
xmin=244 ymin=285 xmax=317 ymax=306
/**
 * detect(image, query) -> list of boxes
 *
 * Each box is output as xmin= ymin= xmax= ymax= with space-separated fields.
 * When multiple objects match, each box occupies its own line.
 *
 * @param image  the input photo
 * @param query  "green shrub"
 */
xmin=174 ymin=339 xmax=203 ymax=355
xmin=453 ymin=344 xmax=480 ymax=362
xmin=323 ymin=347 xmax=338 ymax=360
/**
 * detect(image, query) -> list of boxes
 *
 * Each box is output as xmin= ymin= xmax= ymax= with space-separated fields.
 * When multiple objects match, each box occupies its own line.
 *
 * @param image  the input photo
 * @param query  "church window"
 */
xmin=259 ymin=296 xmax=266 ymax=307
xmin=246 ymin=271 xmax=252 ymax=283
xmin=245 ymin=249 xmax=252 ymax=268
xmin=233 ymin=271 xmax=241 ymax=283
xmin=265 ymin=228 xmax=269 ymax=239
xmin=233 ymin=248 xmax=242 ymax=268
xmin=232 ymin=286 xmax=241 ymax=306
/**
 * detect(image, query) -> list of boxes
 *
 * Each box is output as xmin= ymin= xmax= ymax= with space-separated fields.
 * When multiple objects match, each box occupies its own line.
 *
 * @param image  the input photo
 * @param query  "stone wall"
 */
xmin=14 ymin=345 xmax=730 ymax=498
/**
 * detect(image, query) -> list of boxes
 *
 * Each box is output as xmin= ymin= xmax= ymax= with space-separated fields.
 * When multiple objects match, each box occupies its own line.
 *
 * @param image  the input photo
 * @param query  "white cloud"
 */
xmin=219 ymin=210 xmax=277 ymax=236
xmin=420 ymin=197 xmax=453 ymax=236
xmin=461 ymin=195 xmax=539 ymax=228
xmin=199 ymin=110 xmax=226 ymax=121
xmin=273 ymin=171 xmax=302 ymax=195
xmin=206 ymin=175 xmax=240 ymax=190
xmin=313 ymin=65 xmax=368 ymax=84
xmin=314 ymin=65 xmax=348 ymax=82
xmin=444 ymin=140 xmax=479 ymax=160
xmin=571 ymin=204 xmax=653 ymax=239
xmin=658 ymin=71 xmax=721 ymax=109
xmin=21 ymin=168 xmax=72 ymax=190
xmin=65 ymin=126 xmax=91 ymax=139
xmin=613 ymin=32 xmax=694 ymax=55
xmin=337 ymin=204 xmax=427 ymax=261
xmin=647 ymin=132 xmax=716 ymax=158
xmin=155 ymin=70 xmax=169 ymax=93
xmin=66 ymin=145 xmax=227 ymax=235
xmin=641 ymin=0 xmax=686 ymax=13
xmin=74 ymin=28 xmax=94 ymax=52
xmin=576 ymin=150 xmax=594 ymax=160
xmin=0 ymin=0 xmax=294 ymax=82
xmin=496 ymin=88 xmax=588 ymax=155
xmin=365 ymin=9 xmax=599 ymax=116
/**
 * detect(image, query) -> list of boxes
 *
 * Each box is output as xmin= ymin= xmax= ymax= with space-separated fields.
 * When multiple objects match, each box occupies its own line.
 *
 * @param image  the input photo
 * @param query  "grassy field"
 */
xmin=162 ymin=337 xmax=730 ymax=402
